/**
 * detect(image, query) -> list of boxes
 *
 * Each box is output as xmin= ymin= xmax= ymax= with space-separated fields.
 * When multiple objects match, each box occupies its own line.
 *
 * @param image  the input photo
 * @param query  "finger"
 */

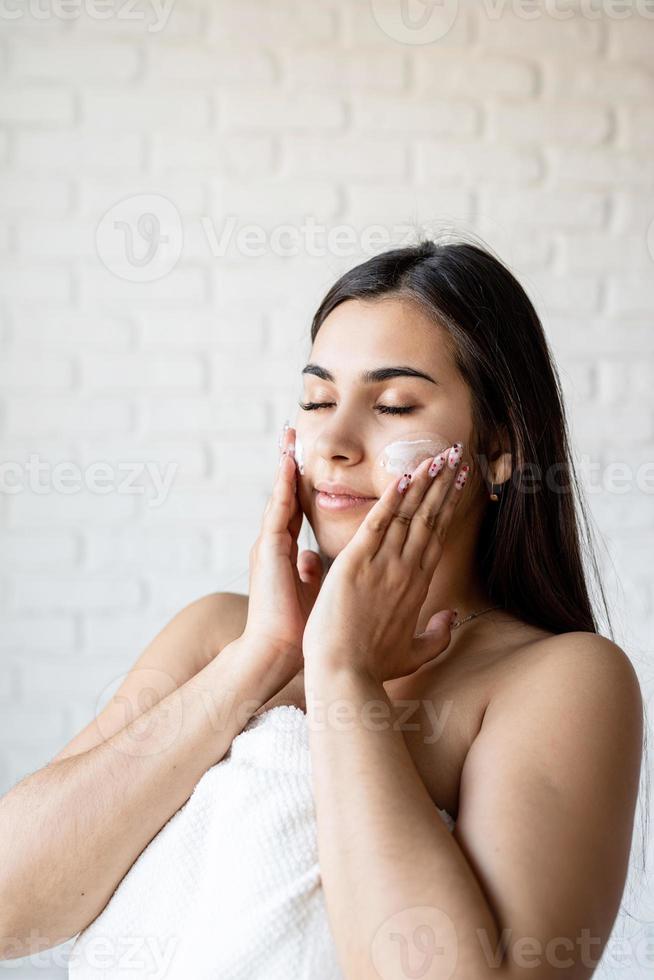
xmin=262 ymin=453 xmax=295 ymax=534
xmin=261 ymin=429 xmax=299 ymax=536
xmin=432 ymin=459 xmax=469 ymax=541
xmin=289 ymin=492 xmax=303 ymax=539
xmin=298 ymin=549 xmax=322 ymax=582
xmin=279 ymin=422 xmax=296 ymax=457
xmin=400 ymin=443 xmax=463 ymax=565
xmin=408 ymin=610 xmax=454 ymax=672
xmin=298 ymin=550 xmax=323 ymax=604
xmin=345 ymin=466 xmax=416 ymax=563
xmin=285 ymin=427 xmax=304 ymax=557
xmin=382 ymin=454 xmax=443 ymax=555
xmin=420 ymin=460 xmax=470 ymax=574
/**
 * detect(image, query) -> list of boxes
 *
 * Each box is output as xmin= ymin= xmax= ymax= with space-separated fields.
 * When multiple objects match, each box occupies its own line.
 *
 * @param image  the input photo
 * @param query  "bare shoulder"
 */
xmin=455 ymin=630 xmax=644 ymax=966
xmin=48 ymin=590 xmax=251 ymax=764
xmin=486 ymin=629 xmax=644 ymax=764
xmin=164 ymin=589 xmax=250 ymax=672
xmin=505 ymin=629 xmax=642 ymax=701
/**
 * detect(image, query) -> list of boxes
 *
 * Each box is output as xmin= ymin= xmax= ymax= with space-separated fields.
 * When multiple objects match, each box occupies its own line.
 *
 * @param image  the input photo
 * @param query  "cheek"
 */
xmin=293 ymin=427 xmax=461 ymax=489
xmin=375 ymin=431 xmax=452 ymax=474
xmin=372 ymin=429 xmax=452 ymax=490
xmin=294 ymin=431 xmax=306 ymax=475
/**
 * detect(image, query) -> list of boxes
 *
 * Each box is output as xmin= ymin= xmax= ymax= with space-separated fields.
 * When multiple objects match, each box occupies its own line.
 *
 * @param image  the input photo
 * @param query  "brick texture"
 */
xmin=0 ymin=2 xmax=653 ymax=975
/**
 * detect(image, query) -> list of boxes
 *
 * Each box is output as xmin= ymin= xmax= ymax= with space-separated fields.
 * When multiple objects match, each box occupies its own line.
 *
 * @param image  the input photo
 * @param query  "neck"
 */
xmin=416 ymin=538 xmax=492 ymax=638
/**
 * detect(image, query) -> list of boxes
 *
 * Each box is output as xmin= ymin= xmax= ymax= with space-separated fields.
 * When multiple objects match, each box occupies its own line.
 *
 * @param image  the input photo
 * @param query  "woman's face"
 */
xmin=295 ymin=295 xmax=480 ymax=560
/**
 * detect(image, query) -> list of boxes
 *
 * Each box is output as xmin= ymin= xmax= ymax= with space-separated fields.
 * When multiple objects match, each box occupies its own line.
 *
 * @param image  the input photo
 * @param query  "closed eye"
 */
xmin=298 ymin=400 xmax=416 ymax=416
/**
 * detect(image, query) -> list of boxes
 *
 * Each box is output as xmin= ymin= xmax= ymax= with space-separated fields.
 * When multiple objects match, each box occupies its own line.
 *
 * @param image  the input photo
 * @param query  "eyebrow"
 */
xmin=301 ymin=363 xmax=439 ymax=386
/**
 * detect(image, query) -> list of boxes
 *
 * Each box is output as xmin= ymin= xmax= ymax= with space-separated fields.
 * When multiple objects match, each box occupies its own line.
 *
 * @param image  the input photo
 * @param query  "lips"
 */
xmin=314 ymin=481 xmax=375 ymax=499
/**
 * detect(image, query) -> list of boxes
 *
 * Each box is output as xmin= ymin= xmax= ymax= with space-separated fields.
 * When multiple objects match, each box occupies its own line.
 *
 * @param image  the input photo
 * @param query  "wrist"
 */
xmin=304 ymin=650 xmax=376 ymax=687
xmin=229 ymin=632 xmax=302 ymax=690
xmin=304 ymin=655 xmax=384 ymax=719
xmin=191 ymin=636 xmax=294 ymax=726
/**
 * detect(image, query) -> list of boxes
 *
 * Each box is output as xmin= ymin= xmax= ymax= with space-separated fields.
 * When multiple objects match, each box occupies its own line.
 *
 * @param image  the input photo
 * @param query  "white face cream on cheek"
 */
xmin=293 ymin=431 xmax=306 ymax=475
xmin=292 ymin=428 xmax=453 ymax=483
xmin=374 ymin=430 xmax=452 ymax=478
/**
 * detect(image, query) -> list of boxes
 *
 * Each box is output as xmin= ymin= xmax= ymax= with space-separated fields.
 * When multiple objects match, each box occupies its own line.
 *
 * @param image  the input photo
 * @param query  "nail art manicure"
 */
xmin=454 ymin=464 xmax=469 ymax=490
xmin=428 ymin=453 xmax=447 ymax=478
xmin=448 ymin=443 xmax=463 ymax=469
xmin=278 ymin=419 xmax=290 ymax=450
xmin=397 ymin=472 xmax=412 ymax=493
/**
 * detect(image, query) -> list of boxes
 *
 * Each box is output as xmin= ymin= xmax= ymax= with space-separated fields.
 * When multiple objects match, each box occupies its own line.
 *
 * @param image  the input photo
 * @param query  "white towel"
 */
xmin=68 ymin=704 xmax=455 ymax=980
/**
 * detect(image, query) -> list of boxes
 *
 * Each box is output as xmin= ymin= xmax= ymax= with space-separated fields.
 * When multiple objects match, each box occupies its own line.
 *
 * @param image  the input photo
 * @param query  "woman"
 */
xmin=0 ymin=239 xmax=645 ymax=979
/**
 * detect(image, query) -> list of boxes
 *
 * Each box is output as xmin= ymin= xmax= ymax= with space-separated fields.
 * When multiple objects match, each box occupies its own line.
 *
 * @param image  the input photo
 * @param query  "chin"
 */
xmin=308 ymin=519 xmax=363 ymax=563
xmin=301 ymin=484 xmax=376 ymax=555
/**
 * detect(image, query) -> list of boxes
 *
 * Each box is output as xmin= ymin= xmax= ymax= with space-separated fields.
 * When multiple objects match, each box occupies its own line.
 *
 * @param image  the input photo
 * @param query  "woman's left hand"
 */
xmin=302 ymin=446 xmax=470 ymax=684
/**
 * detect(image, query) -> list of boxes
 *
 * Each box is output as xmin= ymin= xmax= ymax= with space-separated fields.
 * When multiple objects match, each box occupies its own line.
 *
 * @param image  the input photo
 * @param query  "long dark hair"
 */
xmin=311 ymin=236 xmax=606 ymax=637
xmin=308 ymin=235 xmax=650 ymax=931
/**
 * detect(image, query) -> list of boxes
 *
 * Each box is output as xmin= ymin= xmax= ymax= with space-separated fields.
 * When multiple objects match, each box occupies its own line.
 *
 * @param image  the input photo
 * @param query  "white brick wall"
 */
xmin=1 ymin=1 xmax=653 ymax=976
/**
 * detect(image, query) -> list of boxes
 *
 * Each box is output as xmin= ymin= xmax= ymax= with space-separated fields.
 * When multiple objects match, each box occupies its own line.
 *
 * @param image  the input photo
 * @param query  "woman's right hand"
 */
xmin=240 ymin=423 xmax=324 ymax=682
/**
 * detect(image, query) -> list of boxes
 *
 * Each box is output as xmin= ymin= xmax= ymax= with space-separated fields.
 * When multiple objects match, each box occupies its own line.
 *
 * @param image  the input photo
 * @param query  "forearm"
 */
xmin=0 ymin=636 xmax=280 ymax=957
xmin=304 ymin=663 xmax=505 ymax=980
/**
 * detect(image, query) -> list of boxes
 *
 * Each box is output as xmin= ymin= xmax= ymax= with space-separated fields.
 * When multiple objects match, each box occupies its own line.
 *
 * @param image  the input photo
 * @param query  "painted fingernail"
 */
xmin=397 ymin=472 xmax=412 ymax=493
xmin=278 ymin=419 xmax=290 ymax=450
xmin=428 ymin=453 xmax=447 ymax=478
xmin=448 ymin=443 xmax=463 ymax=469
xmin=454 ymin=464 xmax=469 ymax=490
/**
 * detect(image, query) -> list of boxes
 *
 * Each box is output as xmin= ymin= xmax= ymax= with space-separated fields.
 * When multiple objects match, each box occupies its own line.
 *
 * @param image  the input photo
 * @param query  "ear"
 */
xmin=483 ymin=425 xmax=513 ymax=486
xmin=490 ymin=450 xmax=512 ymax=486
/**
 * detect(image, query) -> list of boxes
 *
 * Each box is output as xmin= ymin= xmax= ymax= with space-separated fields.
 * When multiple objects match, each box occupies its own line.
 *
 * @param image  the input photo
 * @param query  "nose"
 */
xmin=312 ymin=422 xmax=365 ymax=466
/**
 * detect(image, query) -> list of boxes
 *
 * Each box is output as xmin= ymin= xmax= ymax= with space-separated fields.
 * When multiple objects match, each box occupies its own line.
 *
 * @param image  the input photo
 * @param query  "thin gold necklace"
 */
xmin=451 ymin=605 xmax=502 ymax=630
